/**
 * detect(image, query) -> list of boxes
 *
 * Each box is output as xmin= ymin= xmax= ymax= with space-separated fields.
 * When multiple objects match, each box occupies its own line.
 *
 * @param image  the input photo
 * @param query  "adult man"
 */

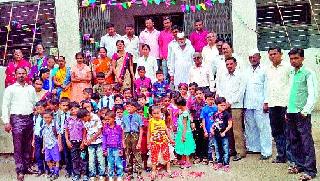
xmin=189 ymin=19 xmax=208 ymax=52
xmin=201 ymin=32 xmax=220 ymax=77
xmin=286 ymin=48 xmax=317 ymax=180
xmin=188 ymin=52 xmax=215 ymax=91
xmin=265 ymin=47 xmax=291 ymax=163
xmin=139 ymin=17 xmax=160 ymax=61
xmin=243 ymin=49 xmax=272 ymax=160
xmin=216 ymin=57 xmax=246 ymax=161
xmin=168 ymin=32 xmax=195 ymax=87
xmin=216 ymin=38 xmax=224 ymax=55
xmin=158 ymin=16 xmax=174 ymax=79
xmin=123 ymin=24 xmax=140 ymax=71
xmin=2 ymin=67 xmax=38 ymax=181
xmin=100 ymin=23 xmax=122 ymax=58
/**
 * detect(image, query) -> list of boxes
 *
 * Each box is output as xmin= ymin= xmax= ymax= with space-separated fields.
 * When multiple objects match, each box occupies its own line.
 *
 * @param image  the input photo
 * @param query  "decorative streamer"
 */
xmin=29 ymin=0 xmax=41 ymax=60
xmin=307 ymin=0 xmax=320 ymax=34
xmin=3 ymin=3 xmax=13 ymax=63
xmin=275 ymin=0 xmax=292 ymax=47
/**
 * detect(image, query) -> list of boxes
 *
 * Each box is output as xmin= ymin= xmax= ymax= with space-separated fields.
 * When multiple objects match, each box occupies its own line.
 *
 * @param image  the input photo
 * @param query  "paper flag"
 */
xmin=142 ymin=0 xmax=148 ymax=6
xmin=107 ymin=0 xmax=112 ymax=6
xmin=154 ymin=0 xmax=161 ymax=5
xmin=82 ymin=0 xmax=90 ymax=7
xmin=165 ymin=0 xmax=170 ymax=7
xmin=131 ymin=0 xmax=136 ymax=3
xmin=200 ymin=3 xmax=206 ymax=10
xmin=117 ymin=3 xmax=123 ymax=10
xmin=89 ymin=0 xmax=96 ymax=4
xmin=186 ymin=4 xmax=190 ymax=12
xmin=218 ymin=0 xmax=225 ymax=3
xmin=122 ymin=2 xmax=128 ymax=9
xmin=190 ymin=5 xmax=196 ymax=12
xmin=101 ymin=4 xmax=106 ymax=11
xmin=5 ymin=25 xmax=11 ymax=32
xmin=205 ymin=0 xmax=213 ymax=6
xmin=171 ymin=0 xmax=176 ymax=5
xmin=181 ymin=4 xmax=186 ymax=12
xmin=127 ymin=2 xmax=132 ymax=7
xmin=196 ymin=4 xmax=201 ymax=11
xmin=148 ymin=0 xmax=153 ymax=4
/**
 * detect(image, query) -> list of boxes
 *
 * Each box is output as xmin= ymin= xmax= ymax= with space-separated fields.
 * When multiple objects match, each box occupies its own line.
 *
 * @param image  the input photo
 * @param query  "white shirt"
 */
xmin=123 ymin=35 xmax=139 ymax=63
xmin=97 ymin=95 xmax=114 ymax=110
xmin=139 ymin=28 xmax=160 ymax=59
xmin=265 ymin=61 xmax=291 ymax=107
xmin=167 ymin=39 xmax=191 ymax=69
xmin=135 ymin=55 xmax=158 ymax=82
xmin=216 ymin=69 xmax=245 ymax=108
xmin=2 ymin=83 xmax=38 ymax=124
xmin=201 ymin=45 xmax=219 ymax=66
xmin=84 ymin=113 xmax=103 ymax=144
xmin=188 ymin=65 xmax=215 ymax=91
xmin=168 ymin=43 xmax=195 ymax=86
xmin=244 ymin=65 xmax=268 ymax=110
xmin=100 ymin=33 xmax=123 ymax=58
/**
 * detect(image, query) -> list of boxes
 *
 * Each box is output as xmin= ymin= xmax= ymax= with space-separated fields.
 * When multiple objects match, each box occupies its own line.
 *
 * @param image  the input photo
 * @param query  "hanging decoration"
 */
xmin=29 ymin=0 xmax=42 ymax=60
xmin=275 ymin=0 xmax=292 ymax=47
xmin=80 ymin=0 xmax=225 ymax=13
xmin=3 ymin=3 xmax=14 ymax=62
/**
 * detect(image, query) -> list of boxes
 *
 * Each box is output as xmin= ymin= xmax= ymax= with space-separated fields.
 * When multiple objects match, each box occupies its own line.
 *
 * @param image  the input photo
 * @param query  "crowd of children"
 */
xmin=31 ymin=64 xmax=235 ymax=181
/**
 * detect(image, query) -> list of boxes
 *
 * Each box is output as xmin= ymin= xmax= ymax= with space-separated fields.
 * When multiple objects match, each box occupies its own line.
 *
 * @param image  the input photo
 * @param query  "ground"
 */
xmin=1 ymin=114 xmax=320 ymax=181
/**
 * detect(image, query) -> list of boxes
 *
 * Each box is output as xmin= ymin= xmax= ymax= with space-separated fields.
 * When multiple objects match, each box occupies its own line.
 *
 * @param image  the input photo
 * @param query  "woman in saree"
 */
xmin=70 ymin=52 xmax=92 ymax=103
xmin=112 ymin=40 xmax=134 ymax=91
xmin=93 ymin=47 xmax=114 ymax=84
xmin=53 ymin=56 xmax=71 ymax=98
xmin=30 ymin=44 xmax=48 ymax=78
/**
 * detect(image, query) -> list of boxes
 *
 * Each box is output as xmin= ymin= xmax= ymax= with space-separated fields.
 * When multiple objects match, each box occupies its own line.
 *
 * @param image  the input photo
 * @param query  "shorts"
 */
xmin=151 ymin=142 xmax=170 ymax=164
xmin=45 ymin=143 xmax=60 ymax=162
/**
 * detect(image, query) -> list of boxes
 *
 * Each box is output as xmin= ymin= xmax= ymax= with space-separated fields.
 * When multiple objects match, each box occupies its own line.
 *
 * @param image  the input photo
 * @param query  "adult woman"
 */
xmin=33 ymin=76 xmax=51 ymax=100
xmin=93 ymin=47 xmax=114 ymax=84
xmin=112 ymin=40 xmax=134 ymax=91
xmin=53 ymin=56 xmax=71 ymax=98
xmin=5 ymin=49 xmax=31 ymax=87
xmin=135 ymin=44 xmax=157 ymax=82
xmin=30 ymin=44 xmax=48 ymax=78
xmin=39 ymin=68 xmax=54 ymax=92
xmin=70 ymin=52 xmax=92 ymax=103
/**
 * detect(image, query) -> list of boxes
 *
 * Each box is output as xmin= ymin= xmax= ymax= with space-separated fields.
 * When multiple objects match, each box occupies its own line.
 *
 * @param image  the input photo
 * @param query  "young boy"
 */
xmin=42 ymin=109 xmax=62 ymax=180
xmin=122 ymin=101 xmax=144 ymax=179
xmin=103 ymin=111 xmax=125 ymax=181
xmin=33 ymin=100 xmax=47 ymax=176
xmin=65 ymin=102 xmax=86 ymax=181
xmin=93 ymin=72 xmax=106 ymax=96
xmin=83 ymin=88 xmax=98 ymax=112
xmin=211 ymin=97 xmax=232 ymax=172
xmin=200 ymin=91 xmax=218 ymax=164
xmin=123 ymin=88 xmax=133 ymax=103
xmin=97 ymin=84 xmax=114 ymax=110
xmin=152 ymin=70 xmax=170 ymax=98
xmin=56 ymin=97 xmax=73 ymax=177
xmin=114 ymin=94 xmax=124 ymax=106
xmin=134 ymin=66 xmax=152 ymax=95
xmin=189 ymin=87 xmax=207 ymax=164
xmin=114 ymin=104 xmax=125 ymax=126
xmin=137 ymin=94 xmax=149 ymax=119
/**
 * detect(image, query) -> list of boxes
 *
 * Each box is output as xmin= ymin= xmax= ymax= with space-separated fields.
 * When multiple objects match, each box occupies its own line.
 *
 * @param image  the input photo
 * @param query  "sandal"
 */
xmin=167 ymin=171 xmax=174 ymax=178
xmin=288 ymin=166 xmax=299 ymax=174
xmin=150 ymin=172 xmax=157 ymax=181
xmin=201 ymin=159 xmax=209 ymax=165
xmin=193 ymin=158 xmax=201 ymax=164
xmin=300 ymin=174 xmax=312 ymax=181
xmin=223 ymin=165 xmax=230 ymax=172
xmin=213 ymin=163 xmax=223 ymax=170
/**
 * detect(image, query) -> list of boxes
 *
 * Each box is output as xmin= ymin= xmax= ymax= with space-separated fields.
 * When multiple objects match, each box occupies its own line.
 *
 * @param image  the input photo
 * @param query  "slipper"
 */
xmin=201 ymin=159 xmax=209 ymax=165
xmin=288 ymin=166 xmax=299 ymax=174
xmin=193 ymin=158 xmax=201 ymax=164
xmin=300 ymin=174 xmax=312 ymax=181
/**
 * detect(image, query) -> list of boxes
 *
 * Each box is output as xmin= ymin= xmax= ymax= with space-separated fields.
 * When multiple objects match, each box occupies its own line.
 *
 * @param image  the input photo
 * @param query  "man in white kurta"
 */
xmin=169 ymin=32 xmax=195 ymax=87
xmin=243 ymin=49 xmax=272 ymax=160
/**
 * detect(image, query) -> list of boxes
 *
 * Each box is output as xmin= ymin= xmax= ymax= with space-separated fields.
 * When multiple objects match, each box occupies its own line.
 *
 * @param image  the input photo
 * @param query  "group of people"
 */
xmin=1 ymin=16 xmax=318 ymax=181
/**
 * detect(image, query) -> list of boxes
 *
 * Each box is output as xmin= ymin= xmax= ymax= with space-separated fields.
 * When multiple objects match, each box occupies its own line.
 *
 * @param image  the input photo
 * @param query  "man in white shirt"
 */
xmin=2 ymin=67 xmax=38 ymax=181
xmin=216 ymin=56 xmax=246 ymax=161
xmin=201 ymin=32 xmax=219 ymax=68
xmin=100 ymin=23 xmax=123 ymax=58
xmin=188 ymin=52 xmax=215 ymax=91
xmin=123 ymin=24 xmax=139 ymax=67
xmin=168 ymin=32 xmax=195 ymax=88
xmin=243 ymin=49 xmax=272 ymax=160
xmin=265 ymin=47 xmax=292 ymax=164
xmin=139 ymin=17 xmax=160 ymax=61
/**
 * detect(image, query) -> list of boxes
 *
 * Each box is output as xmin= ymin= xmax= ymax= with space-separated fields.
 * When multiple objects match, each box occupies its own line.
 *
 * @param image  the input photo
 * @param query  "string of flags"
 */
xmin=81 ymin=0 xmax=225 ymax=12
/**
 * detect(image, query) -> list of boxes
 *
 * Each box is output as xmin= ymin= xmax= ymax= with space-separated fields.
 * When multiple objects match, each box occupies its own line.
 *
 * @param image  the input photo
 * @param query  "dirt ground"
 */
xmin=1 ymin=114 xmax=320 ymax=181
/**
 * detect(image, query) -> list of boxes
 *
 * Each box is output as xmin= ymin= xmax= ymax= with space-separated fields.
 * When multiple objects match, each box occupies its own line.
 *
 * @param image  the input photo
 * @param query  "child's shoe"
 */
xmin=116 ymin=177 xmax=123 ymax=181
xmin=213 ymin=163 xmax=223 ymax=170
xmin=223 ymin=165 xmax=230 ymax=172
xmin=98 ymin=176 xmax=105 ymax=181
xmin=50 ymin=174 xmax=59 ymax=181
xmin=89 ymin=177 xmax=96 ymax=181
xmin=83 ymin=175 xmax=89 ymax=181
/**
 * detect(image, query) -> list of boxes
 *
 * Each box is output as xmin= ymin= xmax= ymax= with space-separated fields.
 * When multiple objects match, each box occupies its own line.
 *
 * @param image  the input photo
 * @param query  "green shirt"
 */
xmin=287 ymin=65 xmax=317 ymax=114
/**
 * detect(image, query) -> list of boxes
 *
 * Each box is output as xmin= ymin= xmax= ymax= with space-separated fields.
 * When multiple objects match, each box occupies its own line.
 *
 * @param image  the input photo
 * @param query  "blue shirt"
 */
xmin=122 ymin=113 xmax=143 ymax=133
xmin=200 ymin=104 xmax=218 ymax=132
xmin=55 ymin=110 xmax=70 ymax=134
xmin=42 ymin=122 xmax=59 ymax=149
xmin=98 ymin=95 xmax=114 ymax=110
xmin=34 ymin=115 xmax=44 ymax=136
xmin=152 ymin=80 xmax=170 ymax=98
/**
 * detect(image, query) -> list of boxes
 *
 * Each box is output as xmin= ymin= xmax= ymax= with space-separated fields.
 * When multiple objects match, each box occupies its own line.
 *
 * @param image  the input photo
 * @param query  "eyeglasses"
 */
xmin=193 ymin=57 xmax=202 ymax=59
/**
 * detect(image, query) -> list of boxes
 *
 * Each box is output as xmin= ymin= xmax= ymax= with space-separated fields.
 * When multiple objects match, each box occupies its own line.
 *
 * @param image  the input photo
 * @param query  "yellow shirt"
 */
xmin=149 ymin=118 xmax=168 ymax=144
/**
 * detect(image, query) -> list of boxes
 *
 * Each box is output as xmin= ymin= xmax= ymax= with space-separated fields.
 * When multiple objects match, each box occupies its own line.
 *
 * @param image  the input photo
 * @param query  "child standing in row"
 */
xmin=174 ymin=97 xmax=196 ymax=169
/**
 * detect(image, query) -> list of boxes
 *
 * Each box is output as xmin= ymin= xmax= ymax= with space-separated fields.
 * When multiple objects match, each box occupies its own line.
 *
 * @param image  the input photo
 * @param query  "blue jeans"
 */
xmin=208 ymin=136 xmax=215 ymax=161
xmin=88 ymin=143 xmax=105 ymax=177
xmin=107 ymin=148 xmax=124 ymax=177
xmin=213 ymin=135 xmax=230 ymax=165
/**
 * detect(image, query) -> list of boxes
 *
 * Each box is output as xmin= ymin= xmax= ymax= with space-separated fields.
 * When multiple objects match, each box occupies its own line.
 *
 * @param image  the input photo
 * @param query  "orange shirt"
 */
xmin=93 ymin=57 xmax=114 ymax=84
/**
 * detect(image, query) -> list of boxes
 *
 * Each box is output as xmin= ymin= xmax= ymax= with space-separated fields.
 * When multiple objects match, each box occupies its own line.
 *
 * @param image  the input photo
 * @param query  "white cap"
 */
xmin=249 ymin=48 xmax=260 ymax=56
xmin=177 ymin=32 xmax=185 ymax=38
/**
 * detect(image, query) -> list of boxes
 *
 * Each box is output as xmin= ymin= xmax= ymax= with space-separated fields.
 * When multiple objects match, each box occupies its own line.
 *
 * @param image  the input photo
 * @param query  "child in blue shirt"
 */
xmin=200 ymin=91 xmax=218 ymax=164
xmin=152 ymin=70 xmax=170 ymax=98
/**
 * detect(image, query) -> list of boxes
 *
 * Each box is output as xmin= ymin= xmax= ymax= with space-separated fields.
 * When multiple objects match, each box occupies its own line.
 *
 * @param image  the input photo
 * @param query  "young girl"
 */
xmin=210 ymin=97 xmax=232 ymax=172
xmin=42 ymin=109 xmax=62 ymax=180
xmin=137 ymin=106 xmax=150 ymax=172
xmin=174 ymin=97 xmax=196 ymax=169
xmin=186 ymin=82 xmax=198 ymax=108
xmin=147 ymin=106 xmax=174 ymax=180
xmin=102 ymin=111 xmax=124 ymax=181
xmin=178 ymin=83 xmax=188 ymax=99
